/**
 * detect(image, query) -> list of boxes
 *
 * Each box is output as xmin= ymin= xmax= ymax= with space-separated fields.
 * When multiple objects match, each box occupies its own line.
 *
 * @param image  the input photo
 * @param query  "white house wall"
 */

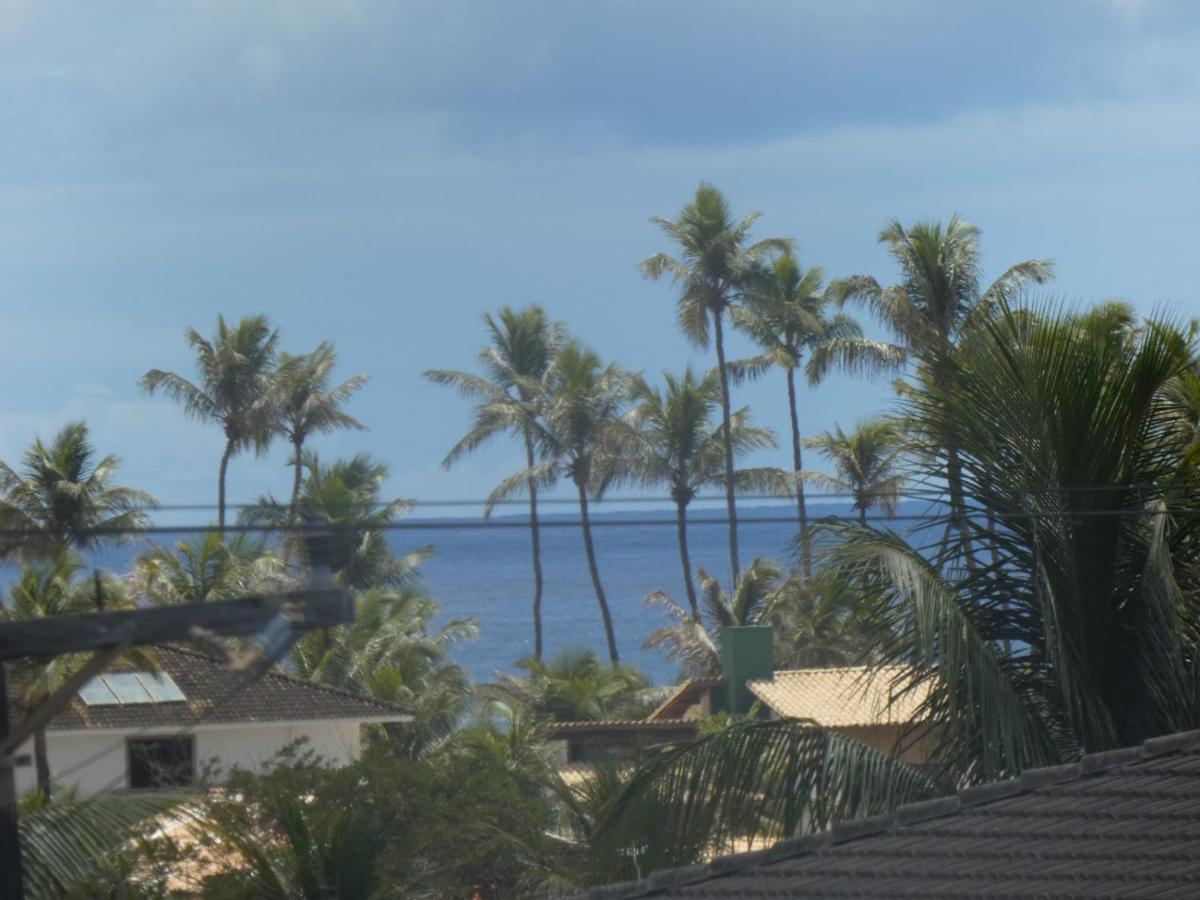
xmin=12 ymin=721 xmax=364 ymax=799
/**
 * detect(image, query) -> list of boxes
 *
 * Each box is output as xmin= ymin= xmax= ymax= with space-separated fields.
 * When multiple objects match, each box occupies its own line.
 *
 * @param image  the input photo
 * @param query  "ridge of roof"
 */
xmin=549 ymin=718 xmax=699 ymax=732
xmin=158 ymin=644 xmax=411 ymax=718
xmin=766 ymin=664 xmax=908 ymax=677
xmin=576 ymin=728 xmax=1200 ymax=900
xmin=646 ymin=677 xmax=724 ymax=721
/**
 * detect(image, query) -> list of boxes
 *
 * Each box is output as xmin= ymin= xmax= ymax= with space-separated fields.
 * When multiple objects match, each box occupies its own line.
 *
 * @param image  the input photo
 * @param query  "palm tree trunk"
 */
xmin=576 ymin=479 xmax=619 ymax=665
xmin=524 ymin=430 xmax=545 ymax=661
xmin=290 ymin=437 xmax=304 ymax=514
xmin=34 ymin=725 xmax=51 ymax=800
xmin=712 ymin=310 xmax=740 ymax=586
xmin=932 ymin=359 xmax=977 ymax=573
xmin=945 ymin=443 xmax=978 ymax=573
xmin=675 ymin=496 xmax=699 ymax=620
xmin=217 ymin=439 xmax=234 ymax=533
xmin=787 ymin=367 xmax=811 ymax=576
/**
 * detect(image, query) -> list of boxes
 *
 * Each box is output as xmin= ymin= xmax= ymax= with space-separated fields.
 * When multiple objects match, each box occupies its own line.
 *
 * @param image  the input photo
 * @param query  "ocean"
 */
xmin=5 ymin=501 xmax=896 ymax=687
xmin=407 ymin=502 xmax=839 ymax=684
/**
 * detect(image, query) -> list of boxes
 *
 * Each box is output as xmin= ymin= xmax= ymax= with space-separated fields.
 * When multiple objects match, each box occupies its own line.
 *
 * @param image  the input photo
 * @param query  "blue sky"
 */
xmin=0 ymin=0 xmax=1197 ymax=514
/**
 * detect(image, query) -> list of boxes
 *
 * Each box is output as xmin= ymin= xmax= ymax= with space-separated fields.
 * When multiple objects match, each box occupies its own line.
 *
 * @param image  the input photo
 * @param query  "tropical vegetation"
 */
xmin=5 ymin=195 xmax=1200 ymax=896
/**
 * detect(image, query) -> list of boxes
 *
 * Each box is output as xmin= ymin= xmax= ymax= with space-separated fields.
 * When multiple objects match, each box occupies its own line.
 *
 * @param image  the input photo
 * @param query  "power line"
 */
xmin=70 ymin=483 xmax=1200 ymax=514
xmin=0 ymin=507 xmax=1197 ymax=543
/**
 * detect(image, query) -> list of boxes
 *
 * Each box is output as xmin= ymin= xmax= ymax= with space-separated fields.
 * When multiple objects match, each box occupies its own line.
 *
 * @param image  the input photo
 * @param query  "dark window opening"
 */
xmin=128 ymin=737 xmax=194 ymax=789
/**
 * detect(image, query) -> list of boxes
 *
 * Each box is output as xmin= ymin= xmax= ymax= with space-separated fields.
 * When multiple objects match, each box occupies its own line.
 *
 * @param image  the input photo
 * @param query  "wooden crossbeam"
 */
xmin=0 ymin=587 xmax=351 ymax=661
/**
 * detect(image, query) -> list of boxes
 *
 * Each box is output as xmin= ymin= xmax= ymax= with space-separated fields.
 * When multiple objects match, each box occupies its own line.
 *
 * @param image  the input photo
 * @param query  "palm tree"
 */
xmin=21 ymin=790 xmax=191 ymax=899
xmin=271 ymin=342 xmax=368 ymax=515
xmin=644 ymin=558 xmax=783 ymax=677
xmin=241 ymin=452 xmax=417 ymax=590
xmin=487 ymin=342 xmax=628 ymax=664
xmin=0 ymin=422 xmax=155 ymax=559
xmin=641 ymin=185 xmax=791 ymax=585
xmin=424 ymin=306 xmax=565 ymax=660
xmin=829 ymin=216 xmax=1052 ymax=564
xmin=289 ymin=587 xmax=477 ymax=758
xmin=733 ymin=251 xmax=903 ymax=573
xmin=492 ymin=647 xmax=648 ymax=723
xmin=130 ymin=532 xmax=291 ymax=606
xmin=620 ymin=368 xmax=779 ymax=619
xmin=802 ymin=419 xmax=905 ymax=523
xmin=140 ymin=315 xmax=279 ymax=531
xmin=1 ymin=553 xmax=152 ymax=798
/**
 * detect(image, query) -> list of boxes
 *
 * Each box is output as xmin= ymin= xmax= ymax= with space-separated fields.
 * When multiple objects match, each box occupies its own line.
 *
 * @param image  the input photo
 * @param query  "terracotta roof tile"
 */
xmin=747 ymin=666 xmax=928 ymax=726
xmin=8 ymin=645 xmax=409 ymax=731
xmin=648 ymin=678 xmax=725 ymax=722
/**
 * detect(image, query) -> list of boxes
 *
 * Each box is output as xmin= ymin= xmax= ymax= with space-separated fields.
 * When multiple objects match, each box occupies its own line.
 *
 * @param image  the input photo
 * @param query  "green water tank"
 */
xmin=720 ymin=625 xmax=774 ymax=714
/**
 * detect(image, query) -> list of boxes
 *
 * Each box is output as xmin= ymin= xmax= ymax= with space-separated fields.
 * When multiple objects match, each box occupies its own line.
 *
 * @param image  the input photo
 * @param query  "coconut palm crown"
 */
xmin=0 ymin=422 xmax=155 ymax=558
xmin=270 ymin=342 xmax=368 ymax=514
xmin=802 ymin=419 xmax=905 ymax=523
xmin=140 ymin=314 xmax=279 ymax=531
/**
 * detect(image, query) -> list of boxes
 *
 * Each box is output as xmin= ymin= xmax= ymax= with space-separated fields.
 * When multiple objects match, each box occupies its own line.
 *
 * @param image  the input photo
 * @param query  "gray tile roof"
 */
xmin=8 ymin=645 xmax=409 ymax=731
xmin=579 ymin=730 xmax=1200 ymax=899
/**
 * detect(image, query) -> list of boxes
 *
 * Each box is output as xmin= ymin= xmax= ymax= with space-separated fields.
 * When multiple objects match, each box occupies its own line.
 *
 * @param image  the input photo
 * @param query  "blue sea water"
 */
xmin=5 ymin=501 xmax=900 ymax=687
xmin=406 ymin=503 xmax=833 ymax=684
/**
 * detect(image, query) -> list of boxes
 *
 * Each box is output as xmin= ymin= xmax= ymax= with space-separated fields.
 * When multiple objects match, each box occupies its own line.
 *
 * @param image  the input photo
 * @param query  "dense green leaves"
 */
xmin=0 ymin=422 xmax=155 ymax=557
xmin=20 ymin=791 xmax=191 ymax=900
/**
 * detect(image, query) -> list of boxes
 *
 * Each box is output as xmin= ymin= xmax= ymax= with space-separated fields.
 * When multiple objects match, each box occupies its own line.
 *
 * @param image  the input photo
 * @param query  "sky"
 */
xmin=0 ymin=0 xmax=1198 ymax=516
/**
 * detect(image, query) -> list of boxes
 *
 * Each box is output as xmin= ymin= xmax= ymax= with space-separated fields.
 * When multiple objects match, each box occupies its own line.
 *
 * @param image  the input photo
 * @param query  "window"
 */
xmin=127 ymin=737 xmax=195 ymax=789
xmin=79 ymin=672 xmax=186 ymax=706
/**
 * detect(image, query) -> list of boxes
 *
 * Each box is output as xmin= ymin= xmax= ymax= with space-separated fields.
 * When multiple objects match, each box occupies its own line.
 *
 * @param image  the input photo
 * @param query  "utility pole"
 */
xmin=0 ymin=579 xmax=352 ymax=900
xmin=0 ymin=664 xmax=24 ymax=899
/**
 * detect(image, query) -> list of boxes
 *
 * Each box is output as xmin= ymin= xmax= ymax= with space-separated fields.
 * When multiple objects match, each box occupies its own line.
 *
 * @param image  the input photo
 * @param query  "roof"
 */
xmin=577 ymin=729 xmax=1200 ymax=899
xmin=747 ymin=666 xmax=928 ymax=727
xmin=648 ymin=678 xmax=724 ymax=722
xmin=9 ymin=645 xmax=410 ymax=731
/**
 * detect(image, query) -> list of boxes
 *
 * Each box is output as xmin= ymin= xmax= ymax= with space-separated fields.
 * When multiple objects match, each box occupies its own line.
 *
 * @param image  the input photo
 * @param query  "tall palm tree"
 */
xmin=829 ymin=216 xmax=1052 ymax=562
xmin=241 ymin=452 xmax=418 ymax=590
xmin=802 ymin=419 xmax=905 ymax=523
xmin=733 ymin=251 xmax=903 ymax=573
xmin=1 ymin=553 xmax=152 ymax=798
xmin=140 ymin=315 xmax=279 ymax=531
xmin=641 ymin=185 xmax=791 ymax=585
xmin=271 ymin=342 xmax=368 ymax=515
xmin=487 ymin=342 xmax=628 ymax=664
xmin=424 ymin=305 xmax=564 ymax=660
xmin=0 ymin=422 xmax=155 ymax=559
xmin=620 ymin=368 xmax=778 ymax=619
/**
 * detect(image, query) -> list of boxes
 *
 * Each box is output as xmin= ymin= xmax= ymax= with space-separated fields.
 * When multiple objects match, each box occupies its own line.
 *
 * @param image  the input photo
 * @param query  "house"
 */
xmin=6 ymin=645 xmax=409 ymax=798
xmin=575 ymin=728 xmax=1200 ymax=898
xmin=549 ymin=626 xmax=930 ymax=768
